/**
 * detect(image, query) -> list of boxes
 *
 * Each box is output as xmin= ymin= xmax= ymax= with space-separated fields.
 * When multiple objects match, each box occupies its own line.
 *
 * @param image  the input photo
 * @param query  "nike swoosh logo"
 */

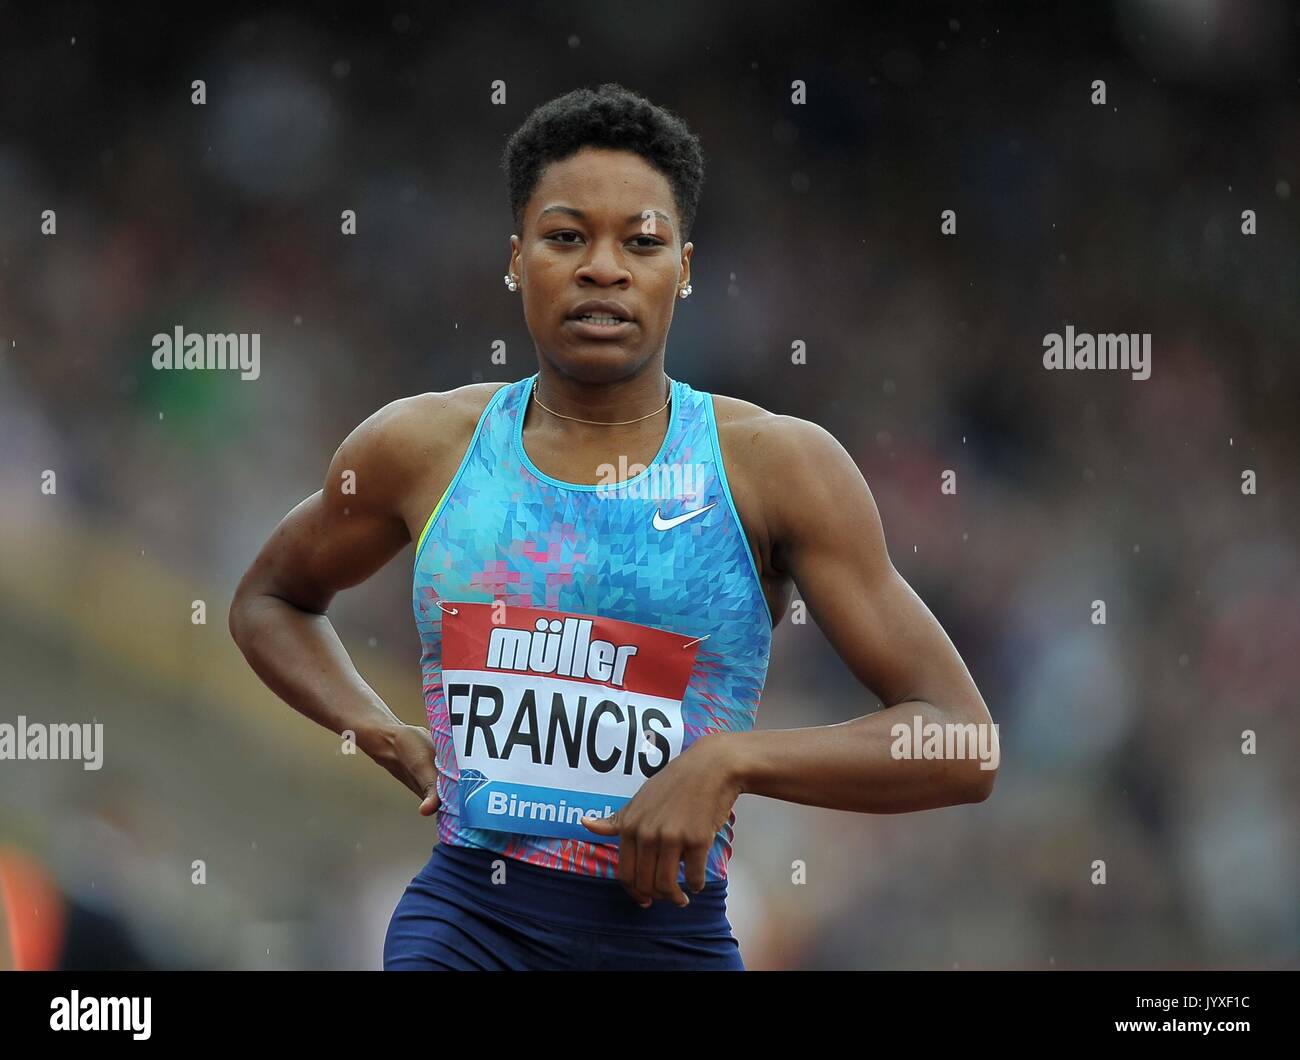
xmin=652 ymin=503 xmax=716 ymax=531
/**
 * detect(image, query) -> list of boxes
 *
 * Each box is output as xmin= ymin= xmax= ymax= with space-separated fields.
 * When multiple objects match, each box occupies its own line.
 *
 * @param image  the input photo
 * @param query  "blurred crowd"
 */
xmin=1 ymin=1 xmax=1297 ymax=969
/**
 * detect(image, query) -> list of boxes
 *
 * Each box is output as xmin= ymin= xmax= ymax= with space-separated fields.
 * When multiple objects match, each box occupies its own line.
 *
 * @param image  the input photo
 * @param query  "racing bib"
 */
xmin=440 ymin=602 xmax=702 ymax=843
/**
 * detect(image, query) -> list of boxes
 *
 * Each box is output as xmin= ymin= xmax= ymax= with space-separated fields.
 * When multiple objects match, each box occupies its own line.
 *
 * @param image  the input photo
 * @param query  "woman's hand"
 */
xmin=580 ymin=733 xmax=743 ymax=908
xmin=362 ymin=721 xmax=442 ymax=816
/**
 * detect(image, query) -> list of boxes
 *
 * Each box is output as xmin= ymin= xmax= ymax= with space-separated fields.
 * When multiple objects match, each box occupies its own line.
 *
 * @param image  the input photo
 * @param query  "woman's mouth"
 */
xmin=565 ymin=316 xmax=636 ymax=339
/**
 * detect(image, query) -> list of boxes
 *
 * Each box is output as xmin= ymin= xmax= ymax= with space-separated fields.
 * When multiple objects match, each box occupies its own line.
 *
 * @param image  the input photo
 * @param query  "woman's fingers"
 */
xmin=392 ymin=724 xmax=440 ymax=813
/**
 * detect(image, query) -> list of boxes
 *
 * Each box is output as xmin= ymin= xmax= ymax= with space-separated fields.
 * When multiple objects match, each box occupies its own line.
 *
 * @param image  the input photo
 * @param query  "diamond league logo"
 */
xmin=461 ymin=768 xmax=491 ymax=803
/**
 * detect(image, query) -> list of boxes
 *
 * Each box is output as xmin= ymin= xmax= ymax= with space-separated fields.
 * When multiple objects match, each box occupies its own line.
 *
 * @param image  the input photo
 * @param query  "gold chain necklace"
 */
xmin=531 ymin=375 xmax=671 ymax=426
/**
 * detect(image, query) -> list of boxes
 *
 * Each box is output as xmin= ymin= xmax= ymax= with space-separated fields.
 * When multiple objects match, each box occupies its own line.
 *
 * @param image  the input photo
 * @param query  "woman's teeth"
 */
xmin=578 ymin=314 xmax=622 ymax=324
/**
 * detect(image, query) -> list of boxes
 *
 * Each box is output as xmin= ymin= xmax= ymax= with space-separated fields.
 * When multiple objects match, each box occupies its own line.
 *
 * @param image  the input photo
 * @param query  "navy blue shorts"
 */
xmin=383 ymin=842 xmax=745 ymax=971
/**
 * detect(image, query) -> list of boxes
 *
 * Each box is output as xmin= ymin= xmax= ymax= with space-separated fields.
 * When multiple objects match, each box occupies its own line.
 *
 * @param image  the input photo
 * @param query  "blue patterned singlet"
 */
xmin=411 ymin=371 xmax=773 ymax=881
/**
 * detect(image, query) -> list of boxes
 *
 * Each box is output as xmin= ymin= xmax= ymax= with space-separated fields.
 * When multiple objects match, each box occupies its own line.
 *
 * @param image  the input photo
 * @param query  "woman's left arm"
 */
xmin=581 ymin=413 xmax=998 ymax=905
xmin=715 ymin=414 xmax=998 ymax=814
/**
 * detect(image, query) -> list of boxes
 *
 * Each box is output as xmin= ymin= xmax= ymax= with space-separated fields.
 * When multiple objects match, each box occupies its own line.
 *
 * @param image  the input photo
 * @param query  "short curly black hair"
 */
xmin=501 ymin=83 xmax=706 ymax=244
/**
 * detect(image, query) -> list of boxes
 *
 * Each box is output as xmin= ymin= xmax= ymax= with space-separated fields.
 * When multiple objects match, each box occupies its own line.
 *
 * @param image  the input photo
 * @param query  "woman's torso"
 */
xmin=411 ymin=372 xmax=773 ymax=882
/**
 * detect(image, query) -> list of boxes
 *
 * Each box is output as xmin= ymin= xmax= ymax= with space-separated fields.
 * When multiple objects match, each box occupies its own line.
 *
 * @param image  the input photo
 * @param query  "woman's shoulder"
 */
xmin=706 ymin=389 xmax=848 ymax=479
xmin=342 ymin=380 xmax=515 ymax=483
xmin=393 ymin=380 xmax=514 ymax=428
xmin=706 ymin=389 xmax=821 ymax=446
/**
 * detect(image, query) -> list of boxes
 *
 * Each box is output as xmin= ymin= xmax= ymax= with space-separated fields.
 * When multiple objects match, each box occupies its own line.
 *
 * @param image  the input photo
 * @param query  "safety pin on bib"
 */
xmin=435 ymin=601 xmax=459 ymax=616
xmin=682 ymin=633 xmax=710 ymax=649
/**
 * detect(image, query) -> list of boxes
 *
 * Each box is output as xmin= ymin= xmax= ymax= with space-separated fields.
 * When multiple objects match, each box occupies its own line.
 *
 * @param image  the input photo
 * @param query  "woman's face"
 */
xmin=509 ymin=146 xmax=692 ymax=384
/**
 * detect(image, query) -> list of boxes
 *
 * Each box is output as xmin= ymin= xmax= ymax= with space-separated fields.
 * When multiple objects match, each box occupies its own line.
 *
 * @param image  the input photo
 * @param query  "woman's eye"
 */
xmin=545 ymin=232 xmax=662 ymax=248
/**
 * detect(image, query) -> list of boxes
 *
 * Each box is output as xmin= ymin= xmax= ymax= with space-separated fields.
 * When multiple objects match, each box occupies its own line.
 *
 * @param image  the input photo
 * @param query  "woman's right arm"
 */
xmin=227 ymin=397 xmax=442 ymax=810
